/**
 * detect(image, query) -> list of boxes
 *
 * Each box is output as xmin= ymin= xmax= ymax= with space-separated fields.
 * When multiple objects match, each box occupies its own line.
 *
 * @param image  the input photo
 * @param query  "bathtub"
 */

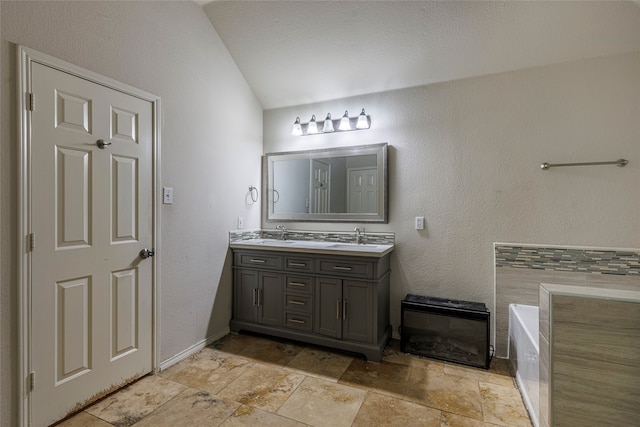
xmin=508 ymin=304 xmax=539 ymax=427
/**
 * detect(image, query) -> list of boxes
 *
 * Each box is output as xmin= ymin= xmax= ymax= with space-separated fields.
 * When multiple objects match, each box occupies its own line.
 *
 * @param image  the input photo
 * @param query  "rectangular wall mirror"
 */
xmin=264 ymin=143 xmax=388 ymax=223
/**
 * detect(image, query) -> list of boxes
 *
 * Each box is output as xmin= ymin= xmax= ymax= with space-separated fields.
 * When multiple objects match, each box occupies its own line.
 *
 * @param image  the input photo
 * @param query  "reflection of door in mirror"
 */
xmin=348 ymin=167 xmax=378 ymax=213
xmin=311 ymin=159 xmax=330 ymax=213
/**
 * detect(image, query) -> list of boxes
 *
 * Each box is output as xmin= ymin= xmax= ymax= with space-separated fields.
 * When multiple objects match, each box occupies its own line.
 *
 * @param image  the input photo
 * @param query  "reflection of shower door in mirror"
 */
xmin=311 ymin=159 xmax=330 ymax=213
xmin=348 ymin=167 xmax=378 ymax=213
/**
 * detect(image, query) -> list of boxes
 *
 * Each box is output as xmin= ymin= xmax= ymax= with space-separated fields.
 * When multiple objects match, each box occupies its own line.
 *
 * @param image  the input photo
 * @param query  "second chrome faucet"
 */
xmin=276 ymin=225 xmax=288 ymax=241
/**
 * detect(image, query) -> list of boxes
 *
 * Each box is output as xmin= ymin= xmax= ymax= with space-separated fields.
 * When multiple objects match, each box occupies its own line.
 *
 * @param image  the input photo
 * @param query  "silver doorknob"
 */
xmin=97 ymin=139 xmax=112 ymax=149
xmin=139 ymin=248 xmax=155 ymax=259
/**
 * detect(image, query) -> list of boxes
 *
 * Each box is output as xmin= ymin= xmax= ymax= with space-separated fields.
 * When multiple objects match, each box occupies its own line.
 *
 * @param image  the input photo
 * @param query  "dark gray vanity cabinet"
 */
xmin=315 ymin=278 xmax=373 ymax=343
xmin=230 ymin=248 xmax=391 ymax=361
xmin=233 ymin=269 xmax=283 ymax=326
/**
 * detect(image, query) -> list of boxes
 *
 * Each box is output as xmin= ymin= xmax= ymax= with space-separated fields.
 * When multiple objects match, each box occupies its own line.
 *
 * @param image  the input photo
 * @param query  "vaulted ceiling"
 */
xmin=199 ymin=1 xmax=640 ymax=110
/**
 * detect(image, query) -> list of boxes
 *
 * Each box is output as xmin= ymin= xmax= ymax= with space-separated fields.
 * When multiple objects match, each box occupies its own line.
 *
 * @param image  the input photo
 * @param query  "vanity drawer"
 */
xmin=284 ymin=275 xmax=313 ymax=294
xmin=235 ymin=251 xmax=283 ymax=270
xmin=285 ymin=255 xmax=315 ymax=273
xmin=317 ymin=258 xmax=374 ymax=279
xmin=284 ymin=312 xmax=312 ymax=332
xmin=284 ymin=292 xmax=312 ymax=313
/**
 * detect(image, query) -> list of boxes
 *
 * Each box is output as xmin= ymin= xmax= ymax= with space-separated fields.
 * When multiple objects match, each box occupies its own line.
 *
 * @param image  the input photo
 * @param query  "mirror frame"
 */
xmin=263 ymin=143 xmax=388 ymax=223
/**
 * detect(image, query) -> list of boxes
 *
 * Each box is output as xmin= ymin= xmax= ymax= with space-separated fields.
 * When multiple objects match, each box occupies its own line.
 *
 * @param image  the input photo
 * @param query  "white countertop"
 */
xmin=229 ymin=238 xmax=394 ymax=257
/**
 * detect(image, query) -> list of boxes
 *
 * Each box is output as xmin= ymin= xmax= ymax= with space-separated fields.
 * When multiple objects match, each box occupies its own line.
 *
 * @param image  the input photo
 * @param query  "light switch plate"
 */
xmin=415 ymin=216 xmax=425 ymax=230
xmin=163 ymin=187 xmax=173 ymax=204
xmin=237 ymin=217 xmax=244 ymax=229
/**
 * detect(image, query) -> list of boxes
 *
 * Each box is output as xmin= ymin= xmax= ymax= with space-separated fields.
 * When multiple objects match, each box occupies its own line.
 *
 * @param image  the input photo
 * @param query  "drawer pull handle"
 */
xmin=336 ymin=299 xmax=341 ymax=319
xmin=289 ymin=300 xmax=305 ymax=306
xmin=252 ymin=288 xmax=257 ymax=305
xmin=289 ymin=282 xmax=307 ymax=287
xmin=250 ymin=259 xmax=266 ymax=263
xmin=289 ymin=262 xmax=306 ymax=267
xmin=333 ymin=266 xmax=352 ymax=271
xmin=289 ymin=318 xmax=305 ymax=324
xmin=343 ymin=299 xmax=348 ymax=320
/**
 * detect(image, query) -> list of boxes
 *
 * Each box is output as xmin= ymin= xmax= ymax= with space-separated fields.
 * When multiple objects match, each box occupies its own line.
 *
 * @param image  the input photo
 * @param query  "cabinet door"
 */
xmin=343 ymin=280 xmax=374 ymax=343
xmin=258 ymin=271 xmax=283 ymax=326
xmin=234 ymin=269 xmax=258 ymax=323
xmin=314 ymin=277 xmax=342 ymax=338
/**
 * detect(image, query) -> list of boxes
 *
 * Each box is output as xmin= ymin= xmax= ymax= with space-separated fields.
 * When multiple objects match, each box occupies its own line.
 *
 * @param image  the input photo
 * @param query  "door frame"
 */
xmin=17 ymin=46 xmax=162 ymax=426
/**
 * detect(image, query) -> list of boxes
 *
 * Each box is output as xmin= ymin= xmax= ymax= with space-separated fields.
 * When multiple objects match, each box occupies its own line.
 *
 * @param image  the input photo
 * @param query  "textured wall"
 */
xmin=1 ymin=2 xmax=262 ymax=425
xmin=263 ymin=51 xmax=640 ymax=343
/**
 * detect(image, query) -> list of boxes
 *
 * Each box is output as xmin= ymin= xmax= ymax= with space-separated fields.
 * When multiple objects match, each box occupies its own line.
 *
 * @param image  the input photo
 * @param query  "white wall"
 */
xmin=264 ymin=51 xmax=640 ymax=340
xmin=1 ymin=2 xmax=262 ymax=425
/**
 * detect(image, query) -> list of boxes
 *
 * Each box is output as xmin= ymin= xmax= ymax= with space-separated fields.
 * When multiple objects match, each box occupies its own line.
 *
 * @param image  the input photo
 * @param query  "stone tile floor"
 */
xmin=58 ymin=333 xmax=533 ymax=427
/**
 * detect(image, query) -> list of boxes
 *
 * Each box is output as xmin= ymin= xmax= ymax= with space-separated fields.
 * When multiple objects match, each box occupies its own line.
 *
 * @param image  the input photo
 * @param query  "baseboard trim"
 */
xmin=158 ymin=328 xmax=230 ymax=372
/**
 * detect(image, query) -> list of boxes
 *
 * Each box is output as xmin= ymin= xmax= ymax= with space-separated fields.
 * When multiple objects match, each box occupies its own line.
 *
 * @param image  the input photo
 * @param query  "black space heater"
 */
xmin=400 ymin=294 xmax=491 ymax=369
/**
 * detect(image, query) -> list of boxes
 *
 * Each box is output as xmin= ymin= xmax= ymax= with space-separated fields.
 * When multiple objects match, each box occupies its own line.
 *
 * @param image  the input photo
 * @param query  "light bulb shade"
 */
xmin=322 ymin=113 xmax=334 ymax=132
xmin=339 ymin=110 xmax=351 ymax=131
xmin=292 ymin=117 xmax=303 ymax=136
xmin=307 ymin=114 xmax=318 ymax=134
xmin=356 ymin=108 xmax=369 ymax=129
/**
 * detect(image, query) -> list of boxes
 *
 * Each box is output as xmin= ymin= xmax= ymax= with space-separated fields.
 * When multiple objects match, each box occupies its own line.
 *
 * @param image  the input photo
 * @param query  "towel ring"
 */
xmin=248 ymin=186 xmax=259 ymax=202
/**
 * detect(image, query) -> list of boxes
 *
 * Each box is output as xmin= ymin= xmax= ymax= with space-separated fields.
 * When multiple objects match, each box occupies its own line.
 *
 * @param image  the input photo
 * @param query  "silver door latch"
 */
xmin=139 ymin=248 xmax=155 ymax=259
xmin=96 ymin=139 xmax=112 ymax=149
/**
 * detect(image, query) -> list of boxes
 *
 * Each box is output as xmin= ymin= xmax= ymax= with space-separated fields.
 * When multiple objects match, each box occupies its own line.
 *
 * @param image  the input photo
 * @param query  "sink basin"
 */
xmin=248 ymin=239 xmax=295 ymax=245
xmin=327 ymin=243 xmax=379 ymax=249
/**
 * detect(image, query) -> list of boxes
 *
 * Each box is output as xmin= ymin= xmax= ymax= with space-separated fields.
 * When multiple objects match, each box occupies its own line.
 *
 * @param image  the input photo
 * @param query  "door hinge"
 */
xmin=29 ymin=233 xmax=35 ymax=251
xmin=27 ymin=93 xmax=35 ymax=111
xmin=28 ymin=372 xmax=35 ymax=392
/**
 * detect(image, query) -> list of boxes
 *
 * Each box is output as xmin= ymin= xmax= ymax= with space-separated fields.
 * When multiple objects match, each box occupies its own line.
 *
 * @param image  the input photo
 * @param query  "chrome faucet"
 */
xmin=354 ymin=227 xmax=365 ymax=244
xmin=276 ymin=225 xmax=287 ymax=241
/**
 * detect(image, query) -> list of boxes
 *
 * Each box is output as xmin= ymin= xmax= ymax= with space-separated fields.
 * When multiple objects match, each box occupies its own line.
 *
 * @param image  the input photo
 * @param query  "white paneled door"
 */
xmin=348 ymin=167 xmax=377 ymax=213
xmin=311 ymin=159 xmax=330 ymax=213
xmin=29 ymin=61 xmax=154 ymax=426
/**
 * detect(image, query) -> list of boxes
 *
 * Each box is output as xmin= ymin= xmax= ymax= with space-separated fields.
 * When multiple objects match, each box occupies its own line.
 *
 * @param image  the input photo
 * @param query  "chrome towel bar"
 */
xmin=540 ymin=159 xmax=628 ymax=170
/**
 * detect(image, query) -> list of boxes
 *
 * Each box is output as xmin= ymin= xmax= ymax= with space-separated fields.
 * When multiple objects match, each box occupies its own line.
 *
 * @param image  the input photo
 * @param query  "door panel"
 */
xmin=111 ymin=269 xmax=138 ymax=360
xmin=314 ymin=277 xmax=342 ymax=338
xmin=342 ymin=281 xmax=373 ymax=343
xmin=56 ymin=147 xmax=92 ymax=249
xmin=111 ymin=155 xmax=138 ymax=243
xmin=110 ymin=106 xmax=138 ymax=143
xmin=259 ymin=272 xmax=283 ymax=326
xmin=55 ymin=276 xmax=92 ymax=384
xmin=30 ymin=61 xmax=153 ymax=426
xmin=55 ymin=90 xmax=92 ymax=133
xmin=234 ymin=269 xmax=258 ymax=323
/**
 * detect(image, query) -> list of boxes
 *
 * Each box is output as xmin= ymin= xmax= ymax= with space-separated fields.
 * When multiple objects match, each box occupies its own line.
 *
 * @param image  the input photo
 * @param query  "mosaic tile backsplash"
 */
xmin=229 ymin=229 xmax=395 ymax=245
xmin=495 ymin=244 xmax=640 ymax=276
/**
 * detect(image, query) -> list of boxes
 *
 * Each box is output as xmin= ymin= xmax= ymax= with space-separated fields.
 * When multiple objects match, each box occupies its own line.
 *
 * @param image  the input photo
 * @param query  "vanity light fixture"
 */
xmin=322 ymin=113 xmax=335 ymax=132
xmin=291 ymin=108 xmax=371 ymax=136
xmin=291 ymin=117 xmax=303 ymax=136
xmin=338 ymin=110 xmax=351 ymax=131
xmin=307 ymin=115 xmax=318 ymax=134
xmin=356 ymin=108 xmax=370 ymax=129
